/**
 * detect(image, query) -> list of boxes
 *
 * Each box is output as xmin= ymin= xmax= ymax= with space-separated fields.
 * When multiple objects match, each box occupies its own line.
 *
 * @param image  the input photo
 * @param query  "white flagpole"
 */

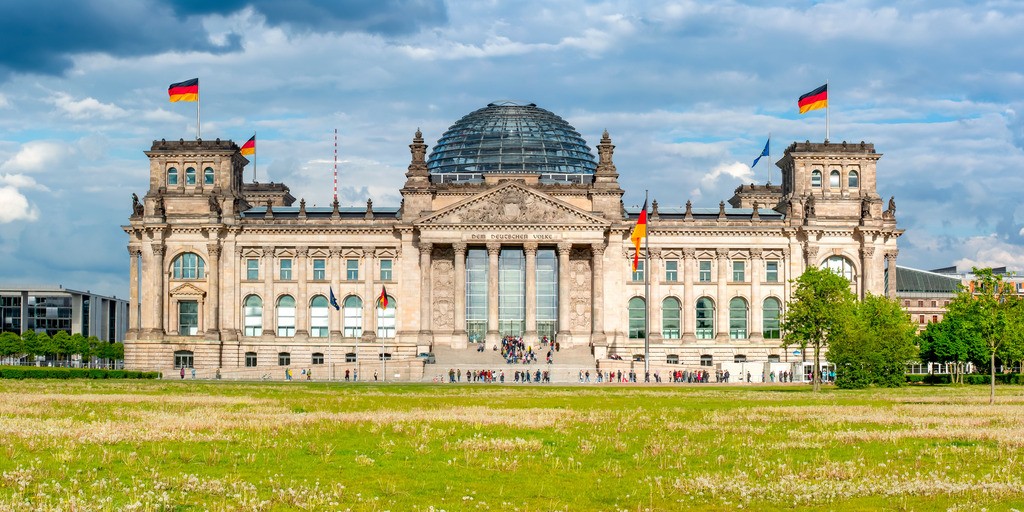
xmin=766 ymin=132 xmax=771 ymax=184
xmin=253 ymin=132 xmax=257 ymax=183
xmin=196 ymin=81 xmax=201 ymax=140
xmin=825 ymin=79 xmax=830 ymax=142
xmin=643 ymin=190 xmax=650 ymax=377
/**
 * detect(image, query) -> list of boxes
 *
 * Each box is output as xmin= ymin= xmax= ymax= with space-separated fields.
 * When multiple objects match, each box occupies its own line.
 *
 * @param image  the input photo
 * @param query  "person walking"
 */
xmin=180 ymin=367 xmax=185 ymax=380
xmin=191 ymin=367 xmax=196 ymax=379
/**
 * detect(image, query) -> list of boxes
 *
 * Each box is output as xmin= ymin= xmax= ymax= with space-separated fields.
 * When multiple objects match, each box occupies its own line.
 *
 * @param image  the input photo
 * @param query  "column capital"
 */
xmin=234 ymin=246 xmax=244 ymax=258
xmin=206 ymin=243 xmax=222 ymax=258
xmin=419 ymin=242 xmax=433 ymax=255
xmin=295 ymin=246 xmax=309 ymax=258
xmin=715 ymin=248 xmax=728 ymax=260
xmin=486 ymin=242 xmax=501 ymax=255
xmin=152 ymin=243 xmax=166 ymax=258
xmin=884 ymin=250 xmax=898 ymax=261
xmin=591 ymin=243 xmax=606 ymax=256
xmin=523 ymin=242 xmax=538 ymax=254
xmin=261 ymin=245 xmax=275 ymax=258
xmin=682 ymin=247 xmax=696 ymax=259
xmin=452 ymin=242 xmax=467 ymax=255
xmin=362 ymin=246 xmax=376 ymax=258
xmin=127 ymin=245 xmax=142 ymax=257
xmin=749 ymin=248 xmax=763 ymax=259
xmin=329 ymin=246 xmax=344 ymax=257
xmin=861 ymin=246 xmax=876 ymax=258
xmin=557 ymin=242 xmax=573 ymax=254
xmin=648 ymin=247 xmax=662 ymax=258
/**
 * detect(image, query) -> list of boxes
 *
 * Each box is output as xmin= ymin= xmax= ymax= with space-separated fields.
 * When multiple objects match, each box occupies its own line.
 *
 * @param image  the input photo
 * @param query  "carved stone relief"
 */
xmin=431 ymin=246 xmax=455 ymax=329
xmin=569 ymin=250 xmax=592 ymax=330
xmin=430 ymin=186 xmax=583 ymax=225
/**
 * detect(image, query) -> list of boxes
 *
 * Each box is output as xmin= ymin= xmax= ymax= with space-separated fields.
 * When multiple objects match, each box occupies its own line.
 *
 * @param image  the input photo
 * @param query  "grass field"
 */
xmin=1 ymin=381 xmax=1023 ymax=511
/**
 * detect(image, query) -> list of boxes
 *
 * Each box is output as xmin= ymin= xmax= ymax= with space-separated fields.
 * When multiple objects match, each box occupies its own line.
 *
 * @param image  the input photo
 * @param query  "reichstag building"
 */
xmin=123 ymin=102 xmax=902 ymax=377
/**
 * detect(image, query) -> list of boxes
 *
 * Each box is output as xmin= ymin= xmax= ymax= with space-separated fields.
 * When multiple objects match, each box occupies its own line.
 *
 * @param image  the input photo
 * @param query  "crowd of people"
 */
xmin=498 ymin=335 xmax=560 ymax=364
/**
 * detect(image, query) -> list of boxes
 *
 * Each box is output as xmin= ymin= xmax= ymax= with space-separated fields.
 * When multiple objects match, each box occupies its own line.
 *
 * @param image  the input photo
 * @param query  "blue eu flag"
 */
xmin=329 ymin=287 xmax=340 ymax=310
xmin=751 ymin=137 xmax=770 ymax=168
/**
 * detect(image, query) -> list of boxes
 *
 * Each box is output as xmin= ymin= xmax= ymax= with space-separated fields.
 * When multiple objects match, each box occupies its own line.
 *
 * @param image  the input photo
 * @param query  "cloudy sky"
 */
xmin=1 ymin=0 xmax=1023 ymax=297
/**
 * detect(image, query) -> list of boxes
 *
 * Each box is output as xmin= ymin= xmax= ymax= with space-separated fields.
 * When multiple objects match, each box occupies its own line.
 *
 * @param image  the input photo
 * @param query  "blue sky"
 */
xmin=1 ymin=0 xmax=1023 ymax=297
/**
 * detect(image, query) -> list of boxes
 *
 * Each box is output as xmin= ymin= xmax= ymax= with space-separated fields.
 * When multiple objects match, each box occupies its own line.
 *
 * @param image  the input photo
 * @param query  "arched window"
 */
xmin=343 ymin=296 xmax=362 ymax=337
xmin=167 ymin=167 xmax=179 ymax=185
xmin=243 ymin=295 xmax=262 ymax=336
xmin=810 ymin=170 xmax=822 ymax=188
xmin=822 ymin=256 xmax=856 ymax=286
xmin=376 ymin=295 xmax=396 ymax=338
xmin=277 ymin=295 xmax=295 ymax=337
xmin=661 ymin=297 xmax=681 ymax=339
xmin=171 ymin=252 xmax=205 ymax=279
xmin=185 ymin=167 xmax=197 ymax=185
xmin=848 ymin=170 xmax=859 ymax=188
xmin=696 ymin=297 xmax=715 ymax=339
xmin=173 ymin=350 xmax=194 ymax=369
xmin=628 ymin=297 xmax=646 ymax=339
xmin=203 ymin=167 xmax=215 ymax=185
xmin=729 ymin=297 xmax=748 ymax=339
xmin=763 ymin=297 xmax=781 ymax=339
xmin=309 ymin=295 xmax=329 ymax=338
xmin=829 ymin=169 xmax=841 ymax=188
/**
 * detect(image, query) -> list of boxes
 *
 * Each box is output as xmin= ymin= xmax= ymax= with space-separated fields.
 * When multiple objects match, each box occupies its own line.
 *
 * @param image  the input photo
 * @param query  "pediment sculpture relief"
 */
xmin=427 ymin=186 xmax=594 ymax=225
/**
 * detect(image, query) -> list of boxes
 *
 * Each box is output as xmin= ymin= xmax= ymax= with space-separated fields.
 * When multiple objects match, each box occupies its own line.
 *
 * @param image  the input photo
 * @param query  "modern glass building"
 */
xmin=0 ymin=286 xmax=128 ymax=341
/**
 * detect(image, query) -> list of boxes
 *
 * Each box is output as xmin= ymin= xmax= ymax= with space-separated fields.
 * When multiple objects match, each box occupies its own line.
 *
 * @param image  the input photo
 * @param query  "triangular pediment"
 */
xmin=169 ymin=283 xmax=206 ymax=298
xmin=416 ymin=182 xmax=610 ymax=227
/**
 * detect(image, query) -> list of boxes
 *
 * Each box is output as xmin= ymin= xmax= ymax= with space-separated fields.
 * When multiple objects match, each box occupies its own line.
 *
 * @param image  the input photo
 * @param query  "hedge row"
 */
xmin=906 ymin=373 xmax=1024 ymax=385
xmin=0 ymin=366 xmax=161 ymax=380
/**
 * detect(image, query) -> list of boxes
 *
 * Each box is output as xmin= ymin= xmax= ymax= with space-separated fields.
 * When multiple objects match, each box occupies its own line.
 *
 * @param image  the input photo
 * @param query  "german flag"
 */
xmin=798 ymin=84 xmax=827 ymax=114
xmin=377 ymin=286 xmax=389 ymax=310
xmin=240 ymin=135 xmax=255 ymax=156
xmin=630 ymin=200 xmax=648 ymax=272
xmin=168 ymin=78 xmax=199 ymax=102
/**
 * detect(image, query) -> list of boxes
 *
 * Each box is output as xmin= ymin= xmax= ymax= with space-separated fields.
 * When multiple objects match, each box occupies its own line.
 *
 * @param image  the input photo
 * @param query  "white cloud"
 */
xmin=0 ymin=173 xmax=50 ymax=191
xmin=954 ymin=234 xmax=1024 ymax=271
xmin=0 ymin=186 xmax=38 ymax=223
xmin=698 ymin=161 xmax=754 ymax=194
xmin=0 ymin=141 xmax=72 ymax=173
xmin=51 ymin=92 xmax=127 ymax=120
xmin=0 ymin=93 xmax=8 ymax=109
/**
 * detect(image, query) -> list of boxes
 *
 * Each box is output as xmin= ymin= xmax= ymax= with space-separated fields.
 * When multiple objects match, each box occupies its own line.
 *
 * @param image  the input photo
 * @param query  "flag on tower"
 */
xmin=377 ymin=286 xmax=389 ymax=310
xmin=240 ymin=135 xmax=256 ymax=156
xmin=798 ymin=84 xmax=828 ymax=114
xmin=751 ymin=137 xmax=770 ymax=167
xmin=630 ymin=200 xmax=648 ymax=272
xmin=168 ymin=78 xmax=199 ymax=102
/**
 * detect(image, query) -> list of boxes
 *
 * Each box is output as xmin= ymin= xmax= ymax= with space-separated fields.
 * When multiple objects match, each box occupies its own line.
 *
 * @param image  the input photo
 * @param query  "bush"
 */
xmin=905 ymin=374 xmax=952 ymax=385
xmin=0 ymin=366 xmax=159 ymax=380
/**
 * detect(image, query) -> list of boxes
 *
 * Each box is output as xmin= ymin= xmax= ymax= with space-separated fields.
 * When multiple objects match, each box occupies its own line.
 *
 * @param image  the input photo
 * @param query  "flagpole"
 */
xmin=643 ymin=189 xmax=650 ymax=377
xmin=766 ymin=132 xmax=771 ymax=184
xmin=196 ymin=83 xmax=201 ymax=140
xmin=253 ymin=132 xmax=257 ymax=183
xmin=825 ymin=79 xmax=830 ymax=143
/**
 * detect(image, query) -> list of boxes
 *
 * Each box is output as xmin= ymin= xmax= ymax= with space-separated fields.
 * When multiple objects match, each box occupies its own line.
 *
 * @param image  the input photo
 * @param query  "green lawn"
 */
xmin=1 ymin=381 xmax=1022 ymax=511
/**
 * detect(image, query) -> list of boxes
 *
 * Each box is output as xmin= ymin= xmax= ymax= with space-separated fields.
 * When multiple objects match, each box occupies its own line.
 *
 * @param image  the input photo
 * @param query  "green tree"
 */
xmin=70 ymin=333 xmax=89 ymax=362
xmin=918 ymin=314 xmax=985 ymax=384
xmin=782 ymin=266 xmax=856 ymax=391
xmin=0 ymin=332 xmax=23 ymax=361
xmin=108 ymin=342 xmax=125 ymax=362
xmin=22 ymin=331 xmax=41 ymax=361
xmin=36 ymin=332 xmax=54 ymax=359
xmin=52 ymin=331 xmax=72 ymax=362
xmin=998 ymin=299 xmax=1024 ymax=375
xmin=829 ymin=294 xmax=919 ymax=388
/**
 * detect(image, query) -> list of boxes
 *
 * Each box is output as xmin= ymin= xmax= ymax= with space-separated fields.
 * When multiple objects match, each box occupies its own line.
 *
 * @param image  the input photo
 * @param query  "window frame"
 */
xmin=829 ymin=169 xmax=841 ymax=188
xmin=245 ymin=352 xmax=257 ymax=367
xmin=765 ymin=260 xmax=779 ymax=283
xmin=278 ymin=352 xmax=291 ymax=366
xmin=246 ymin=259 xmax=259 ymax=280
xmin=185 ymin=167 xmax=197 ymax=185
xmin=203 ymin=167 xmax=215 ymax=185
xmin=631 ymin=259 xmax=645 ymax=282
xmin=732 ymin=260 xmax=745 ymax=282
xmin=664 ymin=260 xmax=678 ymax=282
xmin=698 ymin=260 xmax=712 ymax=282
xmin=380 ymin=259 xmax=393 ymax=281
xmin=343 ymin=295 xmax=363 ymax=337
xmin=276 ymin=295 xmax=296 ymax=337
xmin=695 ymin=297 xmax=715 ymax=339
xmin=661 ymin=297 xmax=681 ymax=339
xmin=811 ymin=170 xmax=822 ymax=188
xmin=312 ymin=259 xmax=326 ymax=281
xmin=167 ymin=167 xmax=179 ymax=185
xmin=279 ymin=258 xmax=293 ymax=280
xmin=848 ymin=170 xmax=859 ymax=188
xmin=346 ymin=259 xmax=359 ymax=281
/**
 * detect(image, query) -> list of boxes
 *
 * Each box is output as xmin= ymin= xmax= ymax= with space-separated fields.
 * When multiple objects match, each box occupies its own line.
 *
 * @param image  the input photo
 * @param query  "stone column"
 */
xmin=206 ymin=242 xmax=222 ymax=339
xmin=262 ymin=246 xmax=275 ymax=336
xmin=860 ymin=245 xmax=875 ymax=300
xmin=885 ymin=250 xmax=898 ymax=299
xmin=362 ymin=247 xmax=375 ymax=339
xmin=329 ymin=247 xmax=343 ymax=338
xmin=715 ymin=248 xmax=728 ymax=342
xmin=453 ymin=243 xmax=467 ymax=345
xmin=556 ymin=242 xmax=572 ymax=343
xmin=486 ymin=242 xmax=501 ymax=345
xmin=151 ymin=243 xmax=166 ymax=335
xmin=419 ymin=242 xmax=433 ymax=340
xmin=127 ymin=246 xmax=140 ymax=336
xmin=648 ymin=247 xmax=662 ymax=341
xmin=682 ymin=248 xmax=696 ymax=342
xmin=749 ymin=248 xmax=763 ymax=341
xmin=591 ymin=243 xmax=606 ymax=342
xmin=295 ymin=246 xmax=308 ymax=337
xmin=524 ymin=242 xmax=538 ymax=340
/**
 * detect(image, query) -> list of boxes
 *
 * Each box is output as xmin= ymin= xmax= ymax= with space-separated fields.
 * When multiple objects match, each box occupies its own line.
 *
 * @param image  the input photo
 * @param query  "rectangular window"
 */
xmin=279 ymin=258 xmax=292 ymax=280
xmin=631 ymin=260 xmax=645 ymax=282
xmin=278 ymin=353 xmax=290 ymax=366
xmin=346 ymin=259 xmax=359 ymax=281
xmin=665 ymin=260 xmax=678 ymax=282
xmin=178 ymin=300 xmax=198 ymax=336
xmin=246 ymin=259 xmax=259 ymax=280
xmin=732 ymin=261 xmax=745 ymax=282
xmin=312 ymin=259 xmax=326 ymax=280
xmin=766 ymin=261 xmax=779 ymax=283
xmin=466 ymin=249 xmax=488 ymax=343
xmin=380 ymin=259 xmax=393 ymax=281
xmin=931 ymin=301 xmax=937 ymax=307
xmin=245 ymin=353 xmax=257 ymax=367
xmin=312 ymin=353 xmax=324 ymax=365
xmin=932 ymin=315 xmax=938 ymax=323
xmin=919 ymin=315 xmax=925 ymax=324
xmin=699 ymin=260 xmax=712 ymax=282
xmin=918 ymin=300 xmax=924 ymax=307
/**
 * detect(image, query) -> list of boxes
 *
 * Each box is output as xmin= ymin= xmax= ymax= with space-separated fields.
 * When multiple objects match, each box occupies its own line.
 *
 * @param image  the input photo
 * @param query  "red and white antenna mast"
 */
xmin=333 ymin=128 xmax=338 ymax=202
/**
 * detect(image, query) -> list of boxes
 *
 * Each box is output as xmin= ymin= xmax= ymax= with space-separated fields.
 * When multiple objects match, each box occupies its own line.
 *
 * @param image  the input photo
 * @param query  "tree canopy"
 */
xmin=829 ymin=294 xmax=918 ymax=388
xmin=782 ymin=266 xmax=856 ymax=391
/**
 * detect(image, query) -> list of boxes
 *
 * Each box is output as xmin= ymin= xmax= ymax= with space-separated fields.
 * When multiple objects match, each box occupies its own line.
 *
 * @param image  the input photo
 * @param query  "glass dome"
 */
xmin=427 ymin=101 xmax=596 ymax=184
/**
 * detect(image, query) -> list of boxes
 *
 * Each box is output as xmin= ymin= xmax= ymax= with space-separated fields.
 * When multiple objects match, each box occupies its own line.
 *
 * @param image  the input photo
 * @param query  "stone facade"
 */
xmin=124 ymin=129 xmax=902 ymax=377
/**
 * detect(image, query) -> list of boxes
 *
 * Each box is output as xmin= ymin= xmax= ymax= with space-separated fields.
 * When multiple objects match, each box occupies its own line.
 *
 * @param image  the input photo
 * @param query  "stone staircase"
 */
xmin=422 ymin=345 xmax=599 ymax=383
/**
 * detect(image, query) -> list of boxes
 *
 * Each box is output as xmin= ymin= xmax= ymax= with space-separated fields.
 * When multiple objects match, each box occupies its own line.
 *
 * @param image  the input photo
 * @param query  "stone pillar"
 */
xmin=295 ymin=246 xmax=309 ymax=337
xmin=524 ymin=242 xmax=538 ymax=340
xmin=452 ymin=243 xmax=467 ymax=348
xmin=127 ymin=246 xmax=140 ymax=336
xmin=262 ymin=246 xmax=275 ymax=336
xmin=362 ymin=247 xmax=375 ymax=339
xmin=419 ymin=242 xmax=433 ymax=340
xmin=206 ymin=242 xmax=222 ymax=339
xmin=715 ymin=248 xmax=728 ymax=342
xmin=591 ymin=243 xmax=606 ymax=343
xmin=648 ymin=247 xmax=662 ymax=341
xmin=860 ymin=245 xmax=875 ymax=300
xmin=749 ymin=248 xmax=763 ymax=341
xmin=556 ymin=242 xmax=572 ymax=342
xmin=151 ymin=243 xmax=166 ymax=335
xmin=329 ymin=247 xmax=343 ymax=338
xmin=885 ymin=250 xmax=898 ymax=299
xmin=682 ymin=248 xmax=696 ymax=342
xmin=486 ymin=242 xmax=501 ymax=345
